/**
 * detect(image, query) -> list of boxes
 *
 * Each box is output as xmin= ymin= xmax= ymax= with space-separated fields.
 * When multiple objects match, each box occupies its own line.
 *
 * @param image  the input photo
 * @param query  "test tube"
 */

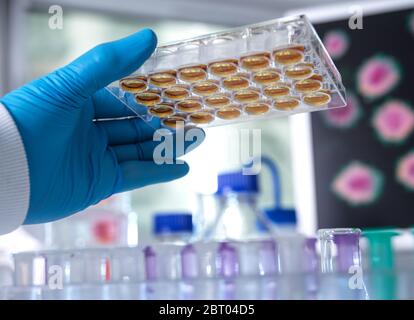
xmin=275 ymin=233 xmax=307 ymax=299
xmin=44 ymin=250 xmax=86 ymax=285
xmin=304 ymin=238 xmax=319 ymax=300
xmin=144 ymin=244 xmax=185 ymax=299
xmin=0 ymin=252 xmax=13 ymax=287
xmin=318 ymin=228 xmax=368 ymax=300
xmin=216 ymin=242 xmax=239 ymax=300
xmin=111 ymin=247 xmax=146 ymax=283
xmin=192 ymin=242 xmax=219 ymax=278
xmin=45 ymin=250 xmax=95 ymax=300
xmin=13 ymin=252 xmax=46 ymax=287
xmin=180 ymin=244 xmax=199 ymax=300
xmin=189 ymin=242 xmax=220 ymax=299
xmin=144 ymin=246 xmax=157 ymax=281
xmin=363 ymin=229 xmax=399 ymax=271
xmin=319 ymin=228 xmax=362 ymax=273
xmin=82 ymin=249 xmax=111 ymax=284
xmin=304 ymin=238 xmax=318 ymax=273
xmin=181 ymin=244 xmax=198 ymax=279
xmin=236 ymin=240 xmax=278 ymax=300
xmin=363 ymin=228 xmax=400 ymax=300
xmin=216 ymin=242 xmax=239 ymax=278
xmin=276 ymin=233 xmax=305 ymax=274
xmin=236 ymin=240 xmax=278 ymax=276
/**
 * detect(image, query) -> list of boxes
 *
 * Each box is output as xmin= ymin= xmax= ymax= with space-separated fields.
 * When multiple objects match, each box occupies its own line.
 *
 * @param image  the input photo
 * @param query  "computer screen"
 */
xmin=310 ymin=6 xmax=414 ymax=228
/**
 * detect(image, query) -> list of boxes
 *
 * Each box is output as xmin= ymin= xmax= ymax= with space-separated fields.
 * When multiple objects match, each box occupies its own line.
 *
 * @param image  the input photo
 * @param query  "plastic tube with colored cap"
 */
xmin=363 ymin=228 xmax=400 ymax=300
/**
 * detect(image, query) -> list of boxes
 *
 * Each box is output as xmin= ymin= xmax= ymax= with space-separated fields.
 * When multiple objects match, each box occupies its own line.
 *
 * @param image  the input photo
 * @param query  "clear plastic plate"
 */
xmin=106 ymin=15 xmax=346 ymax=129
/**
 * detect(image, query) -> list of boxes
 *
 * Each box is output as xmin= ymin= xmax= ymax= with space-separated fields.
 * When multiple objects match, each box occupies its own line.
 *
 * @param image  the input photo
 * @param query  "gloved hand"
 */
xmin=1 ymin=29 xmax=205 ymax=224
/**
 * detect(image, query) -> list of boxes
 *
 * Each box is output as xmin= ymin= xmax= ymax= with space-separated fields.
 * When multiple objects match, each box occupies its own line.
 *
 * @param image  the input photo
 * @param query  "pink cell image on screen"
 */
xmin=322 ymin=93 xmax=361 ymax=129
xmin=372 ymin=100 xmax=414 ymax=144
xmin=357 ymin=56 xmax=400 ymax=99
xmin=332 ymin=161 xmax=383 ymax=206
xmin=323 ymin=30 xmax=349 ymax=59
xmin=396 ymin=151 xmax=414 ymax=191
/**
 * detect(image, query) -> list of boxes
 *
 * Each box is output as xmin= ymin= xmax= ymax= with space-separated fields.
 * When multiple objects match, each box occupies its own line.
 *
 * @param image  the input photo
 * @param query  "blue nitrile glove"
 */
xmin=1 ymin=29 xmax=205 ymax=224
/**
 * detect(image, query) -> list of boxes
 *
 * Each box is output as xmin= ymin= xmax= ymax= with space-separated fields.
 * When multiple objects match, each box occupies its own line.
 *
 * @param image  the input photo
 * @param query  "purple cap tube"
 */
xmin=217 ymin=242 xmax=239 ymax=278
xmin=304 ymin=237 xmax=318 ymax=273
xmin=144 ymin=246 xmax=157 ymax=280
xmin=181 ymin=244 xmax=198 ymax=279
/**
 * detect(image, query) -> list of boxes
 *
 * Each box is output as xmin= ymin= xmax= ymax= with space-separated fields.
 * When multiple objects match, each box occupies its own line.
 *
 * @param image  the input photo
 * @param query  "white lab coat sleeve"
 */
xmin=0 ymin=103 xmax=30 ymax=235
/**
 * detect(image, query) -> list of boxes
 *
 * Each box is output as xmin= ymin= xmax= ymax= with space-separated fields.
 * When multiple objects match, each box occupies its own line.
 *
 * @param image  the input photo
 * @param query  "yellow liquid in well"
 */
xmin=192 ymin=80 xmax=220 ymax=96
xmin=149 ymin=71 xmax=177 ymax=88
xmin=208 ymin=59 xmax=239 ymax=77
xmin=204 ymin=94 xmax=231 ymax=108
xmin=303 ymin=92 xmax=331 ymax=106
xmin=119 ymin=39 xmax=336 ymax=127
xmin=284 ymin=65 xmax=313 ymax=80
xmin=163 ymin=85 xmax=190 ymax=100
xmin=284 ymin=44 xmax=306 ymax=52
xmin=263 ymin=84 xmax=290 ymax=98
xmin=234 ymin=88 xmax=261 ymax=103
xmin=273 ymin=96 xmax=300 ymax=110
xmin=216 ymin=105 xmax=242 ymax=120
xmin=222 ymin=75 xmax=250 ymax=91
xmin=244 ymin=102 xmax=270 ymax=115
xmin=253 ymin=69 xmax=281 ymax=85
xmin=273 ymin=48 xmax=304 ymax=65
xmin=149 ymin=104 xmax=175 ymax=118
xmin=240 ymin=52 xmax=271 ymax=71
xmin=178 ymin=65 xmax=207 ymax=83
xmin=319 ymin=89 xmax=331 ymax=96
xmin=176 ymin=99 xmax=202 ymax=113
xmin=309 ymin=74 xmax=323 ymax=82
xmin=163 ymin=116 xmax=186 ymax=129
xmin=120 ymin=76 xmax=147 ymax=93
xmin=294 ymin=79 xmax=322 ymax=93
xmin=135 ymin=91 xmax=162 ymax=106
xmin=296 ymin=62 xmax=314 ymax=68
xmin=189 ymin=112 xmax=215 ymax=124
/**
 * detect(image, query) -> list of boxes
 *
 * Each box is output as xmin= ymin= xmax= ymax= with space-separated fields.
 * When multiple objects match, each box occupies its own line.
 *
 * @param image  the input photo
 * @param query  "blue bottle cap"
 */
xmin=216 ymin=171 xmax=259 ymax=195
xmin=264 ymin=207 xmax=297 ymax=225
xmin=153 ymin=213 xmax=194 ymax=235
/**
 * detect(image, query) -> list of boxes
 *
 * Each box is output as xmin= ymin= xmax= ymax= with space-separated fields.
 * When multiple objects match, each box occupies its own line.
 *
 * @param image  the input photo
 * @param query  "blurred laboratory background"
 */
xmin=0 ymin=0 xmax=414 ymax=300
xmin=1 ymin=0 xmax=306 ymax=248
xmin=0 ymin=0 xmax=413 ymax=247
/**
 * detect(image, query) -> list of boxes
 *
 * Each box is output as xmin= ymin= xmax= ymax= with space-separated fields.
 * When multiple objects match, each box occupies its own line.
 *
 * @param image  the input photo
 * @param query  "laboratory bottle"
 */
xmin=207 ymin=171 xmax=271 ymax=241
xmin=148 ymin=213 xmax=195 ymax=299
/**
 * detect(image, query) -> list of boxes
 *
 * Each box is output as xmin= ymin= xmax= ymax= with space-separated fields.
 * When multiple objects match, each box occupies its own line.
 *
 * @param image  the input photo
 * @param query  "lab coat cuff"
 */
xmin=0 ymin=103 xmax=30 ymax=235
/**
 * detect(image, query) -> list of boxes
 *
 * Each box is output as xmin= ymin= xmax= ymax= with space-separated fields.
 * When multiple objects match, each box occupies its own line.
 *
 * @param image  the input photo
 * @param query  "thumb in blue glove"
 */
xmin=1 ymin=29 xmax=205 ymax=224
